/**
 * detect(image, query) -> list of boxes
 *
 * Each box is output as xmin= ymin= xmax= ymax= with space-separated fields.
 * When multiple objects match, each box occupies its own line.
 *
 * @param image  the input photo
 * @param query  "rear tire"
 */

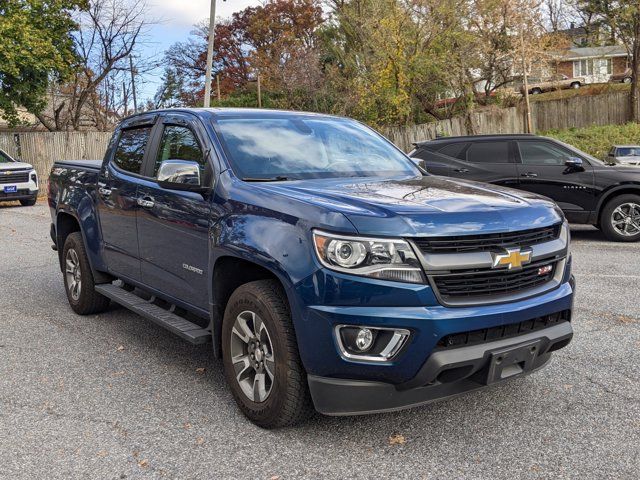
xmin=62 ymin=232 xmax=111 ymax=314
xmin=221 ymin=280 xmax=312 ymax=428
xmin=623 ymin=77 xmax=632 ymax=84
xmin=600 ymin=194 xmax=640 ymax=242
xmin=531 ymin=88 xmax=542 ymax=95
xmin=570 ymin=82 xmax=581 ymax=89
xmin=19 ymin=196 xmax=37 ymax=206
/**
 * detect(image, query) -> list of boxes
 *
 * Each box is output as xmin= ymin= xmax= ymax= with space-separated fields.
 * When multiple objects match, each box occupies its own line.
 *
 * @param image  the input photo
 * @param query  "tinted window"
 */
xmin=519 ymin=141 xmax=571 ymax=166
xmin=438 ymin=143 xmax=468 ymax=159
xmin=616 ymin=147 xmax=640 ymax=157
xmin=465 ymin=142 xmax=510 ymax=163
xmin=154 ymin=125 xmax=205 ymax=176
xmin=214 ymin=117 xmax=418 ymax=180
xmin=0 ymin=150 xmax=14 ymax=163
xmin=113 ymin=127 xmax=151 ymax=174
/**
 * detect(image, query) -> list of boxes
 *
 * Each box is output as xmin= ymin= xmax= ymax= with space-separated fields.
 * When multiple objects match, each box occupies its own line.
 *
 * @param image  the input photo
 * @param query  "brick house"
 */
xmin=555 ymin=46 xmax=629 ymax=84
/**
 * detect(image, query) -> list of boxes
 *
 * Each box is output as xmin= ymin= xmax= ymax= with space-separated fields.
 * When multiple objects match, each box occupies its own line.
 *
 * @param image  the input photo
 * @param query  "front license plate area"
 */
xmin=485 ymin=340 xmax=542 ymax=384
xmin=4 ymin=185 xmax=17 ymax=193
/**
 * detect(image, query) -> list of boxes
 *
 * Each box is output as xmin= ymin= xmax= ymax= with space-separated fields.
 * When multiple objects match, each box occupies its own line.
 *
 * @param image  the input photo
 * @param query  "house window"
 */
xmin=574 ymin=58 xmax=613 ymax=77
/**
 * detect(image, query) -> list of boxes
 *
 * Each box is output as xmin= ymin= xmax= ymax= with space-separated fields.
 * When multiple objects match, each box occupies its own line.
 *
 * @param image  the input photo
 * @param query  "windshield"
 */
xmin=0 ymin=150 xmax=15 ymax=163
xmin=213 ymin=116 xmax=420 ymax=180
xmin=617 ymin=147 xmax=640 ymax=157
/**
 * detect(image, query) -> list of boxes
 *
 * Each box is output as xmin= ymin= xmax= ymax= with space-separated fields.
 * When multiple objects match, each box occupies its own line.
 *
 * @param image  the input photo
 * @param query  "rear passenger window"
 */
xmin=438 ymin=143 xmax=468 ymax=159
xmin=113 ymin=127 xmax=152 ymax=174
xmin=465 ymin=142 xmax=510 ymax=163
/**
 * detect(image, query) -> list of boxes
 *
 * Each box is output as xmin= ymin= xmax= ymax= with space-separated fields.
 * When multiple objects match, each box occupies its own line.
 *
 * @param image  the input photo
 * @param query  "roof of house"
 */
xmin=561 ymin=46 xmax=628 ymax=61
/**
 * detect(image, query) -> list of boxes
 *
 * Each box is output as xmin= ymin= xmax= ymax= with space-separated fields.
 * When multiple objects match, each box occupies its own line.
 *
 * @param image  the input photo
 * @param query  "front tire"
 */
xmin=62 ymin=232 xmax=111 ymax=314
xmin=531 ymin=88 xmax=542 ymax=95
xmin=221 ymin=280 xmax=312 ymax=428
xmin=19 ymin=196 xmax=37 ymax=206
xmin=600 ymin=194 xmax=640 ymax=242
xmin=570 ymin=82 xmax=581 ymax=89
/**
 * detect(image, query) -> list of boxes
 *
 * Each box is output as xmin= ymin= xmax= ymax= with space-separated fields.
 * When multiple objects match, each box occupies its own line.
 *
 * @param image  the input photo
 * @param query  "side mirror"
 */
xmin=157 ymin=160 xmax=205 ymax=192
xmin=565 ymin=157 xmax=584 ymax=169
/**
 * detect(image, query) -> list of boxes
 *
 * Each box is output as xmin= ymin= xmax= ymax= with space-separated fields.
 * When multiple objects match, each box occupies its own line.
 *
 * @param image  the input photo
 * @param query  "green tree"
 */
xmin=0 ymin=0 xmax=86 ymax=126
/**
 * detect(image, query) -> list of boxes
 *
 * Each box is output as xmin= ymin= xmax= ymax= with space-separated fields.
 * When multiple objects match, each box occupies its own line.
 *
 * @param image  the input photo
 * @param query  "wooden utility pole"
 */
xmin=257 ymin=73 xmax=262 ymax=108
xmin=203 ymin=0 xmax=218 ymax=108
xmin=129 ymin=56 xmax=138 ymax=113
xmin=520 ymin=27 xmax=533 ymax=134
xmin=216 ymin=75 xmax=221 ymax=102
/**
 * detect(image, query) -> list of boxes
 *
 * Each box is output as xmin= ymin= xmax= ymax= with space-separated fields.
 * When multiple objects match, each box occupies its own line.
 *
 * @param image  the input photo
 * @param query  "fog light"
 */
xmin=336 ymin=325 xmax=410 ymax=362
xmin=355 ymin=328 xmax=373 ymax=351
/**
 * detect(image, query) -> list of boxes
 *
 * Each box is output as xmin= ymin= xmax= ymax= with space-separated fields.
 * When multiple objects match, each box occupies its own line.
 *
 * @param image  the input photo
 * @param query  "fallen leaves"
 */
xmin=196 ymin=437 xmax=205 ymax=445
xmin=388 ymin=434 xmax=406 ymax=445
xmin=138 ymin=459 xmax=149 ymax=469
xmin=116 ymin=345 xmax=125 ymax=352
xmin=195 ymin=367 xmax=206 ymax=374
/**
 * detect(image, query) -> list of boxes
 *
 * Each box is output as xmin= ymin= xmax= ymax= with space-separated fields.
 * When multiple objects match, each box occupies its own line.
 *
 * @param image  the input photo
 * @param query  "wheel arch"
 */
xmin=210 ymin=255 xmax=297 ymax=358
xmin=596 ymin=185 xmax=640 ymax=226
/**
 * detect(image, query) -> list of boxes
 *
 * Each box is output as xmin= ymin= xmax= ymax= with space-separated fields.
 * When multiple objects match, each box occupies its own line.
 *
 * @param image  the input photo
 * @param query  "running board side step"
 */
xmin=95 ymin=284 xmax=211 ymax=345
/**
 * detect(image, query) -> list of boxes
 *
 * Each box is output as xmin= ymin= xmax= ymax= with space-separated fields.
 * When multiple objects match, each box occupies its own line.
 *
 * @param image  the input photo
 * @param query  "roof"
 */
xmin=561 ymin=45 xmax=628 ymax=61
xmin=415 ymin=134 xmax=536 ymax=146
xmin=121 ymin=107 xmax=343 ymax=124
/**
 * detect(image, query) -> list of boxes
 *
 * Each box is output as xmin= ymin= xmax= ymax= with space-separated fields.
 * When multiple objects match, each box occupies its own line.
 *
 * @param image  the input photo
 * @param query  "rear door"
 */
xmin=97 ymin=117 xmax=156 ymax=281
xmin=515 ymin=139 xmax=597 ymax=221
xmin=136 ymin=113 xmax=213 ymax=311
xmin=445 ymin=140 xmax=519 ymax=187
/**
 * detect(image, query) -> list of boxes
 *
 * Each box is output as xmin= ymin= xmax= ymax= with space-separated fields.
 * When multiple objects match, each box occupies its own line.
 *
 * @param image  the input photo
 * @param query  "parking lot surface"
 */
xmin=1 ymin=202 xmax=639 ymax=479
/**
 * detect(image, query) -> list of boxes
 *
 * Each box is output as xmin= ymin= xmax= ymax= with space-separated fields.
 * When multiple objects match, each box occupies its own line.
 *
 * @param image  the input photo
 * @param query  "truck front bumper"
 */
xmin=308 ymin=321 xmax=573 ymax=415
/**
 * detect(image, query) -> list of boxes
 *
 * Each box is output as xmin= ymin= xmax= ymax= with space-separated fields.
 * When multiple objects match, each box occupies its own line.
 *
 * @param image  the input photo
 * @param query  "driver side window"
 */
xmin=154 ymin=125 xmax=205 ymax=177
xmin=518 ymin=141 xmax=572 ymax=166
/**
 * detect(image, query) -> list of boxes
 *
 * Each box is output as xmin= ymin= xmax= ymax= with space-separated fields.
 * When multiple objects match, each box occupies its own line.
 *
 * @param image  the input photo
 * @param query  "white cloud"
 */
xmin=149 ymin=0 xmax=261 ymax=28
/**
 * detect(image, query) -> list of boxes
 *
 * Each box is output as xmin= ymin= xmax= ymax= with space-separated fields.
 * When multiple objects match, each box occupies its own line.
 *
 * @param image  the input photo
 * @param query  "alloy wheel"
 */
xmin=230 ymin=310 xmax=275 ymax=403
xmin=65 ymin=248 xmax=82 ymax=301
xmin=611 ymin=202 xmax=640 ymax=237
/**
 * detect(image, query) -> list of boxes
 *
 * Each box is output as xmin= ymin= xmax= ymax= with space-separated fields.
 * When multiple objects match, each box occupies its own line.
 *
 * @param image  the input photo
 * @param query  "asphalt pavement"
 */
xmin=1 ymin=202 xmax=638 ymax=479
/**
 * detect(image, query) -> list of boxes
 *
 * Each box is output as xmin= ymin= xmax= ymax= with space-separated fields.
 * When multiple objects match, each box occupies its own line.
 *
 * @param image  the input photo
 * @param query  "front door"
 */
xmin=96 ymin=124 xmax=154 ymax=281
xmin=136 ymin=115 xmax=213 ymax=310
xmin=515 ymin=139 xmax=597 ymax=221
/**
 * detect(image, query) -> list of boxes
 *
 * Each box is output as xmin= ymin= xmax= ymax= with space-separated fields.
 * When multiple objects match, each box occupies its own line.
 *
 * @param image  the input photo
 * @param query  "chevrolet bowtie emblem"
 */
xmin=491 ymin=247 xmax=532 ymax=270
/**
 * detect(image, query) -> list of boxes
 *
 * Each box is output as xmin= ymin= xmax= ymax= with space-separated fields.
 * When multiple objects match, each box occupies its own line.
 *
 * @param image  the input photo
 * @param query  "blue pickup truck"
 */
xmin=49 ymin=109 xmax=574 ymax=428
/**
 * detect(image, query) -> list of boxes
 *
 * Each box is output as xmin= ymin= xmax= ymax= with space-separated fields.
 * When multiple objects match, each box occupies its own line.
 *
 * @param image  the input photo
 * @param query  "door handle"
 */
xmin=521 ymin=172 xmax=538 ymax=178
xmin=98 ymin=187 xmax=112 ymax=196
xmin=137 ymin=197 xmax=155 ymax=208
xmin=454 ymin=168 xmax=470 ymax=173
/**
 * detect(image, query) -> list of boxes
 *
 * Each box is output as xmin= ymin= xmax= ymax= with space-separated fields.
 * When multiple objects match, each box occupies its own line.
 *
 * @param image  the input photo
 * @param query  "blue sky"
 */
xmin=138 ymin=0 xmax=261 ymax=99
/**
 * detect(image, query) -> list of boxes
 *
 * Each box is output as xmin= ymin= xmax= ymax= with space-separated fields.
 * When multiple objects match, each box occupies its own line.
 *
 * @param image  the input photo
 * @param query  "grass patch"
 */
xmin=541 ymin=123 xmax=640 ymax=160
xmin=528 ymin=82 xmax=630 ymax=103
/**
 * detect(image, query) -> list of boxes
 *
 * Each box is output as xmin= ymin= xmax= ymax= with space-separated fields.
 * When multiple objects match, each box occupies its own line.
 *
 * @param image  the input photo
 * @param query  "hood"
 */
xmin=253 ymin=175 xmax=563 ymax=237
xmin=0 ymin=161 xmax=33 ymax=171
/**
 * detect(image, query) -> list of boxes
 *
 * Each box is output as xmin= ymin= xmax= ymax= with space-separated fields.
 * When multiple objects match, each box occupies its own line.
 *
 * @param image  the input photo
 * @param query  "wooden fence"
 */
xmin=0 ymin=90 xmax=632 ymax=186
xmin=383 ymin=90 xmax=632 ymax=150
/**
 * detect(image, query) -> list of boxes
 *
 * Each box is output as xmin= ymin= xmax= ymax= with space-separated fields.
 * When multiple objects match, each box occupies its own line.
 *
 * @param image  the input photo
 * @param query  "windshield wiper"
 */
xmin=242 ymin=176 xmax=290 ymax=182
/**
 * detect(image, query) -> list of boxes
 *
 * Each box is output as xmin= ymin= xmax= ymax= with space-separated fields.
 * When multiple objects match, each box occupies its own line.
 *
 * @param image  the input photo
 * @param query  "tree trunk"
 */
xmin=632 ymin=39 xmax=640 ymax=122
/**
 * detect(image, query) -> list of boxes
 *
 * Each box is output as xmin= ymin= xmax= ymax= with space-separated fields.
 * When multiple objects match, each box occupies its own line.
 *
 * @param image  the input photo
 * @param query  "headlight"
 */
xmin=313 ymin=230 xmax=425 ymax=283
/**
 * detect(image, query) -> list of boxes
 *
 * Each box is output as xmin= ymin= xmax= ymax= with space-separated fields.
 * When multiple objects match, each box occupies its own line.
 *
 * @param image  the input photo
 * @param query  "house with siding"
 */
xmin=555 ymin=46 xmax=629 ymax=84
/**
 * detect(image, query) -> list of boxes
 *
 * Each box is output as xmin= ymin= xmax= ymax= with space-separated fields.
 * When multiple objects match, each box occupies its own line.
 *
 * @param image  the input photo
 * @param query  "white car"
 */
xmin=607 ymin=145 xmax=640 ymax=166
xmin=0 ymin=149 xmax=39 ymax=206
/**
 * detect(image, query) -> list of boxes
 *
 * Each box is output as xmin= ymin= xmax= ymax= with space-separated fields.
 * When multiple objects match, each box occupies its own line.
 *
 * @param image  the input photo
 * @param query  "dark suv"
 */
xmin=410 ymin=134 xmax=640 ymax=242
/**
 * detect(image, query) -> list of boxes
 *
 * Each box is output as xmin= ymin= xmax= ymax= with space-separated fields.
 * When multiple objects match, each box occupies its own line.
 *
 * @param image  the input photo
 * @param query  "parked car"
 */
xmin=410 ymin=134 xmax=640 ymax=241
xmin=609 ymin=68 xmax=632 ymax=84
xmin=606 ymin=145 xmax=640 ymax=166
xmin=0 ymin=148 xmax=38 ymax=206
xmin=49 ymin=109 xmax=574 ymax=428
xmin=521 ymin=74 xmax=585 ymax=95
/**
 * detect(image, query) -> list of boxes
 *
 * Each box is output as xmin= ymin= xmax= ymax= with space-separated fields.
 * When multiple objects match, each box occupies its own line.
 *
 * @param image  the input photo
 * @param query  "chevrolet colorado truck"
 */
xmin=0 ymin=148 xmax=38 ymax=206
xmin=48 ymin=109 xmax=574 ymax=428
